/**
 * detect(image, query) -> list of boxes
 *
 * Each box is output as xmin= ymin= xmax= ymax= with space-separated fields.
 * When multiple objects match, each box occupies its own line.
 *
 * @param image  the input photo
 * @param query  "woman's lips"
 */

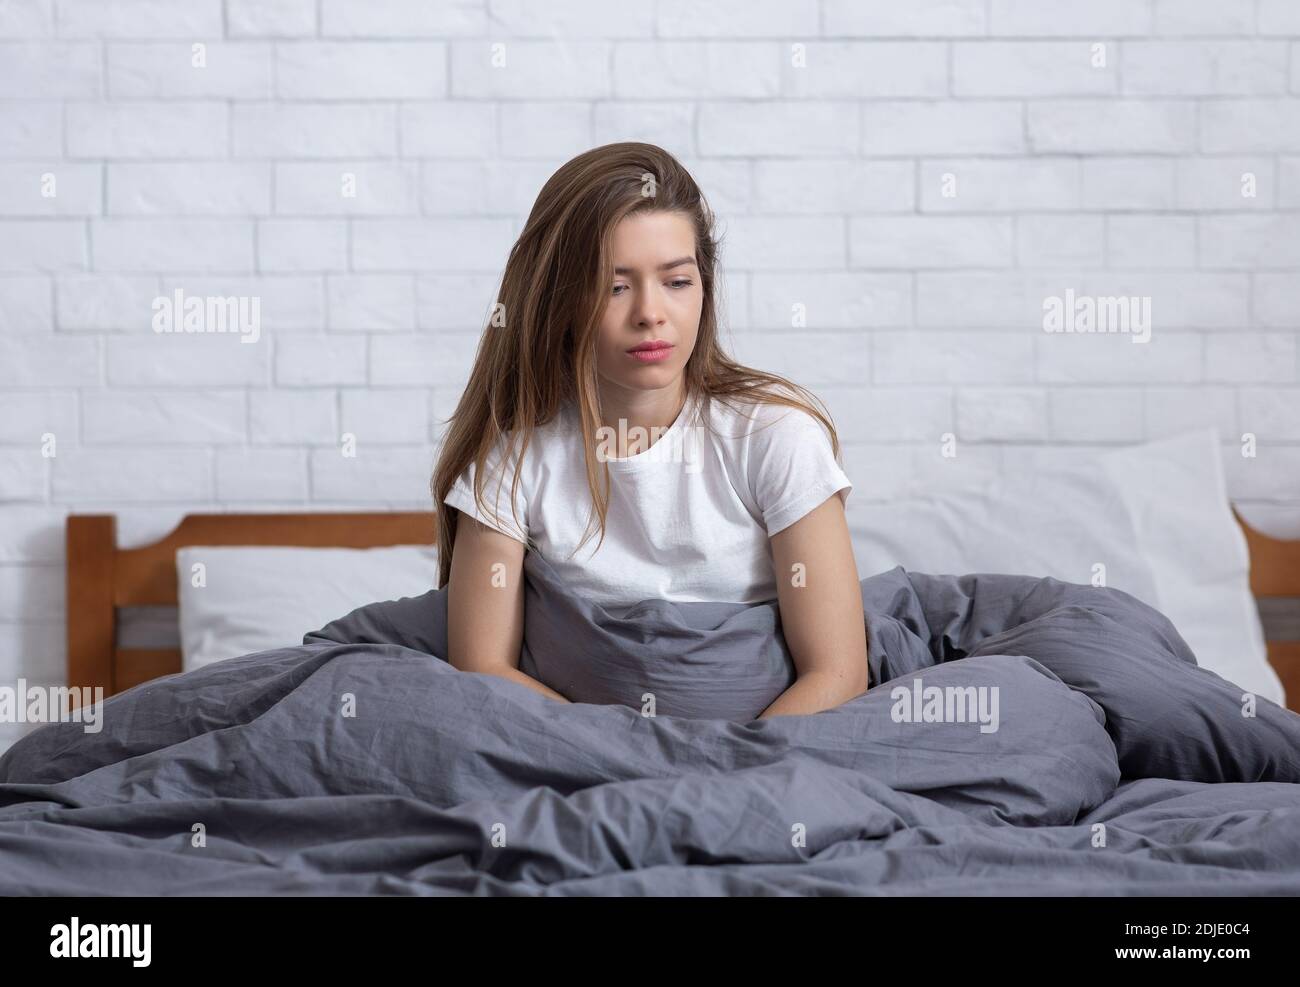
xmin=627 ymin=343 xmax=674 ymax=363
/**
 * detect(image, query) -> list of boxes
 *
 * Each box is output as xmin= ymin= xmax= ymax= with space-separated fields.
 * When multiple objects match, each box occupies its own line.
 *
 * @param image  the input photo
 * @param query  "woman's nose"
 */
xmin=633 ymin=287 xmax=665 ymax=327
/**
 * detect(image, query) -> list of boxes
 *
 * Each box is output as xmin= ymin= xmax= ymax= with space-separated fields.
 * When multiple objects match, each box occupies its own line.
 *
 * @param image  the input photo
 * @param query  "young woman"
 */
xmin=431 ymin=142 xmax=868 ymax=718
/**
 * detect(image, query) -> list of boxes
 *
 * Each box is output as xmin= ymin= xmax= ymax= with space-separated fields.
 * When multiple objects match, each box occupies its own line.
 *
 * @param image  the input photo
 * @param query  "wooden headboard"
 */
xmin=67 ymin=512 xmax=436 ymax=697
xmin=66 ymin=508 xmax=1300 ymax=711
xmin=1232 ymin=507 xmax=1300 ymax=712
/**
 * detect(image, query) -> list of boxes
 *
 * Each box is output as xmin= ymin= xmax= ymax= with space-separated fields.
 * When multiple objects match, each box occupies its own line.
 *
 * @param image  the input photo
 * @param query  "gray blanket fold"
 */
xmin=2 ymin=553 xmax=1298 ymax=895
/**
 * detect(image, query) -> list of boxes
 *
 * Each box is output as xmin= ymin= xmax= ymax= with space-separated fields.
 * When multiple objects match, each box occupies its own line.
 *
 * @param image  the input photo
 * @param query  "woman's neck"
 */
xmin=596 ymin=380 xmax=688 ymax=457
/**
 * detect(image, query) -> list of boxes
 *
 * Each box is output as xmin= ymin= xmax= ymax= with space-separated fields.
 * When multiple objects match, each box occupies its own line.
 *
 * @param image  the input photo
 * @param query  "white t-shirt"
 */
xmin=442 ymin=391 xmax=852 ymax=607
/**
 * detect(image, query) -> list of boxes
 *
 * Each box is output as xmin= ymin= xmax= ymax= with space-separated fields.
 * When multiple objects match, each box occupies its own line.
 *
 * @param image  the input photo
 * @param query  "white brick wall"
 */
xmin=1 ymin=0 xmax=1299 ymax=755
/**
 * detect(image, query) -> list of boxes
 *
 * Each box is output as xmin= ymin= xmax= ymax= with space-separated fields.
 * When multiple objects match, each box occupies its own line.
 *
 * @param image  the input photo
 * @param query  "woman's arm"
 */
xmin=758 ymin=494 xmax=870 ymax=719
xmin=445 ymin=513 xmax=570 ymax=703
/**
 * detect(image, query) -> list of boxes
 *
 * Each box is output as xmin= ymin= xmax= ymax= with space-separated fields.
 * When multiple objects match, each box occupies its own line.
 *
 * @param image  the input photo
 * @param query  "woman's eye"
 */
xmin=612 ymin=279 xmax=692 ymax=295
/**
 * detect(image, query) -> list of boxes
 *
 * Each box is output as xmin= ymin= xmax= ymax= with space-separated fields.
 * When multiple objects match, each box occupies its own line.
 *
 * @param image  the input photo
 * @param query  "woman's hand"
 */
xmin=758 ymin=494 xmax=870 ymax=718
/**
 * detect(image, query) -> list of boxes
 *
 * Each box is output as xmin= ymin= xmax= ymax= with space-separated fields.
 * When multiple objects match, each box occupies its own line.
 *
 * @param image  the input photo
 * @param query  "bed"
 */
xmin=52 ymin=508 xmax=1300 ymax=717
xmin=2 ymin=432 xmax=1299 ymax=896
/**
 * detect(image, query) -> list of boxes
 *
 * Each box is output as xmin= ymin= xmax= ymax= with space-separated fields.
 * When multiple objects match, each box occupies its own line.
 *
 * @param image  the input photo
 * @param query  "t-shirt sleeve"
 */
xmin=745 ymin=405 xmax=852 ymax=537
xmin=442 ymin=435 xmax=529 ymax=546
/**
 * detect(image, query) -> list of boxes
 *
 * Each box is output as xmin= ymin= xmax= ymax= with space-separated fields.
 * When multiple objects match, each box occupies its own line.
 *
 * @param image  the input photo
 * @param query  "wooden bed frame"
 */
xmin=65 ymin=508 xmax=1300 ymax=711
xmin=66 ymin=512 xmax=436 ymax=696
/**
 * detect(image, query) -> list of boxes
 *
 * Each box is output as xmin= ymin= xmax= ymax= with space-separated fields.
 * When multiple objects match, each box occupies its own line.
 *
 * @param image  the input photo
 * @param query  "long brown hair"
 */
xmin=431 ymin=141 xmax=841 ymax=588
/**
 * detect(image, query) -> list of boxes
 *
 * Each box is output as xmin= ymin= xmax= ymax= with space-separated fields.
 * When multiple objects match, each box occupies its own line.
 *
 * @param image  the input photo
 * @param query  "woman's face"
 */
xmin=594 ymin=210 xmax=703 ymax=400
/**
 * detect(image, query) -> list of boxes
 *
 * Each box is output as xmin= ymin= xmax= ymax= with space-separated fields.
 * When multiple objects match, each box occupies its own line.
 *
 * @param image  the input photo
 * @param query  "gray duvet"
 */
xmin=2 ymin=552 xmax=1299 ymax=896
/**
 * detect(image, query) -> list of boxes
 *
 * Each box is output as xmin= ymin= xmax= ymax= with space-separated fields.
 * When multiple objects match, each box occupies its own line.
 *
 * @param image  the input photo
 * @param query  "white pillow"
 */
xmin=1099 ymin=430 xmax=1278 ymax=704
xmin=176 ymin=545 xmax=439 ymax=671
xmin=848 ymin=429 xmax=1282 ymax=706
